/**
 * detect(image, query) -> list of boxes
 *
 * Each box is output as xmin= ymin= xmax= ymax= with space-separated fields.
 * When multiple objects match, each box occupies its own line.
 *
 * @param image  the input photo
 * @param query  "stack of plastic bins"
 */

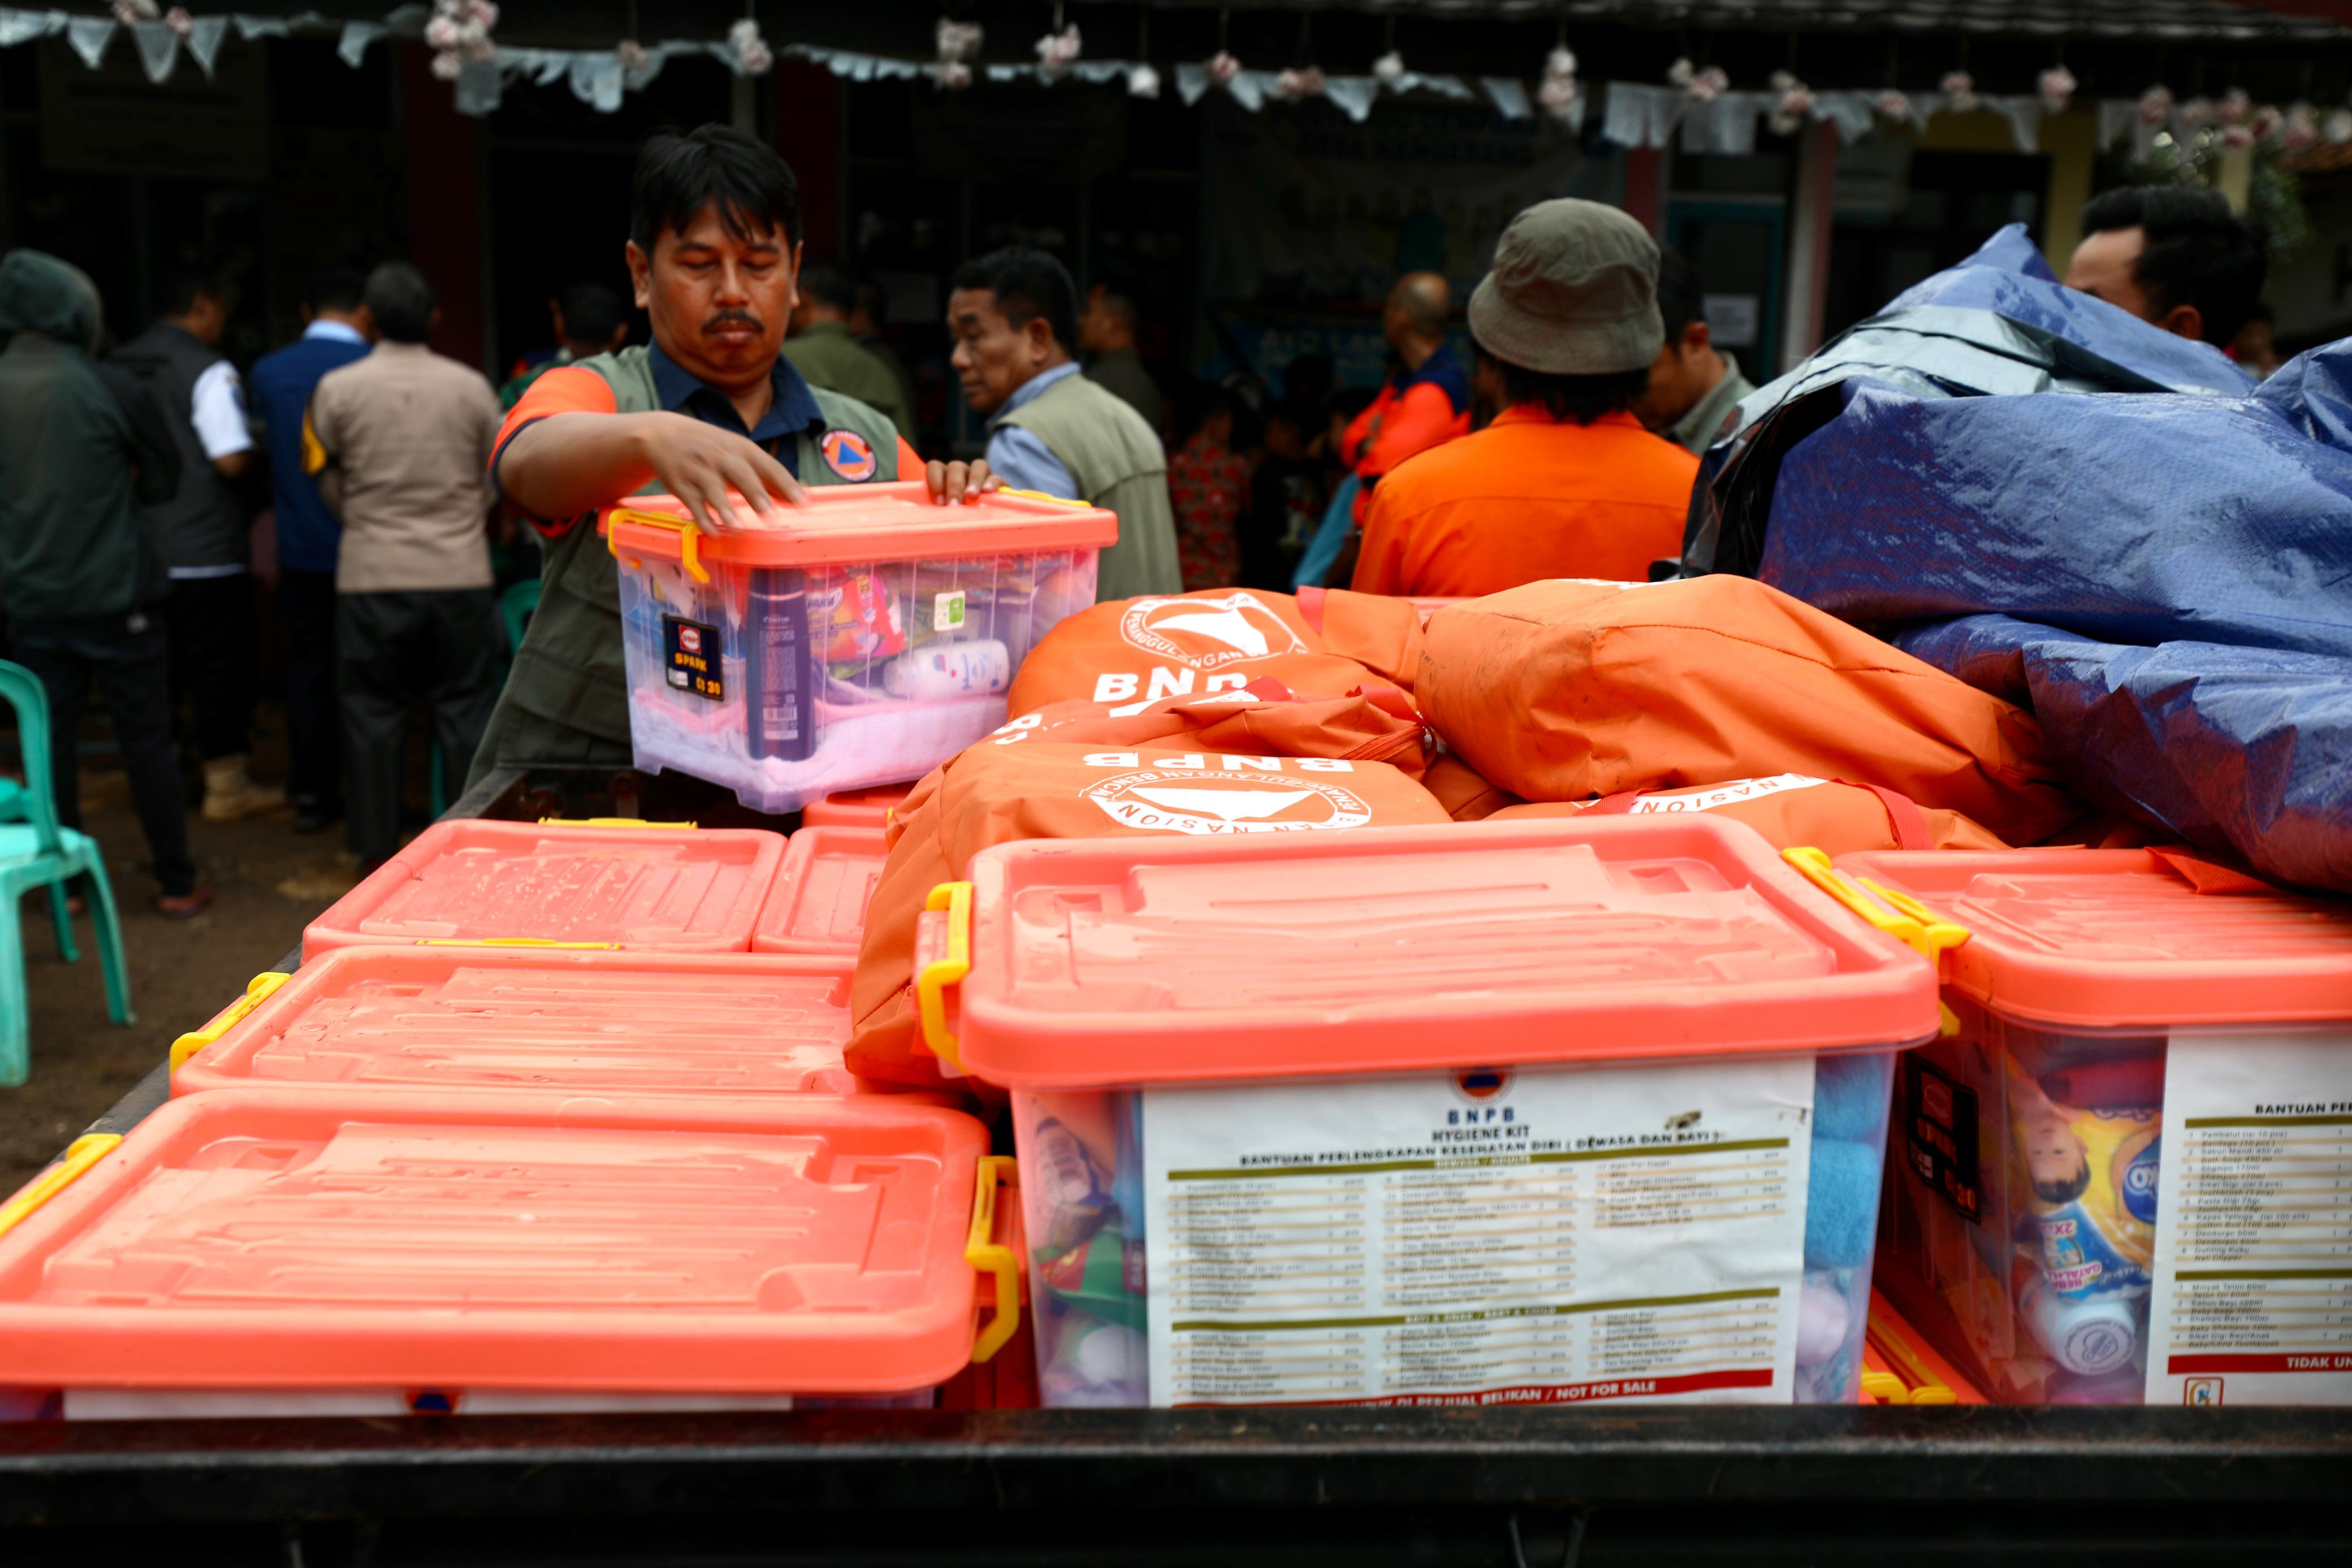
xmin=168 ymin=947 xmax=875 ymax=1101
xmin=1835 ymin=847 xmax=2352 ymax=1407
xmin=602 ymin=483 xmax=1115 ymax=815
xmin=0 ymin=1091 xmax=1017 ymax=1417
xmin=754 ymin=826 xmax=890 ymax=958
xmin=916 ymin=816 xmax=1940 ymax=1409
xmin=302 ymin=818 xmax=785 ymax=959
xmin=803 ymin=783 xmax=914 ymax=830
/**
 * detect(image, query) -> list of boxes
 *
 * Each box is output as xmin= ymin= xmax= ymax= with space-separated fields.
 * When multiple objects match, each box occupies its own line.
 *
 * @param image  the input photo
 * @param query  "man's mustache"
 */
xmin=703 ymin=310 xmax=764 ymax=333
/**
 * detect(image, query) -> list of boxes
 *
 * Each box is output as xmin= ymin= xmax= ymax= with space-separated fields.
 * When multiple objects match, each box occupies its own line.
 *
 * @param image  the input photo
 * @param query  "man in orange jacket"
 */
xmin=1339 ymin=271 xmax=1470 ymax=519
xmin=1351 ymin=200 xmax=1699 ymax=598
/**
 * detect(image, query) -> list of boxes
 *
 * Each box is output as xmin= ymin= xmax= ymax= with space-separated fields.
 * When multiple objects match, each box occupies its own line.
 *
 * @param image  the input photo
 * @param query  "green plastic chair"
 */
xmin=0 ymin=660 xmax=133 ymax=1086
xmin=501 ymin=578 xmax=541 ymax=656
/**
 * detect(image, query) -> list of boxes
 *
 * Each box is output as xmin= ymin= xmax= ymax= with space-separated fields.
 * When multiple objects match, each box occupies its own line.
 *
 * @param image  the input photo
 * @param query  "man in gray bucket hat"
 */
xmin=1351 ymin=199 xmax=1701 ymax=597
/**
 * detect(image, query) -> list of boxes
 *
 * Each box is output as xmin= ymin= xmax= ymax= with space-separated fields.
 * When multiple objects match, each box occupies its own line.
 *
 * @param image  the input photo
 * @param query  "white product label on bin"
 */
xmin=1141 ymin=1059 xmax=1815 ymax=1409
xmin=2146 ymin=1028 xmax=2352 ymax=1407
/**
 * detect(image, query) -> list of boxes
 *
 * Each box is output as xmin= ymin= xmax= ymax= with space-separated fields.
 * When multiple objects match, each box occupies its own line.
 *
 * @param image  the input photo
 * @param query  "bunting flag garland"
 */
xmin=0 ymin=2 xmax=2340 ymax=153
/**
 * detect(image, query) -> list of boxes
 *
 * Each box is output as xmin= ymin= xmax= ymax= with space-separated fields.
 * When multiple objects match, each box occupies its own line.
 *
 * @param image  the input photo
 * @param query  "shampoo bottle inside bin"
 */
xmin=745 ymin=567 xmax=817 ymax=761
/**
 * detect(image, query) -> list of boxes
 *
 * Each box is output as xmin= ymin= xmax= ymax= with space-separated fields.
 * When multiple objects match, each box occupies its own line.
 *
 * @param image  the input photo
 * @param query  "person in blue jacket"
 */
xmin=249 ymin=267 xmax=373 ymax=834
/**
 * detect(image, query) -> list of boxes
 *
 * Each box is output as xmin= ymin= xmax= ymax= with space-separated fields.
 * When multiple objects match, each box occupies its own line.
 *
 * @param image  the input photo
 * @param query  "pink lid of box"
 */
xmin=0 ymin=1090 xmax=990 ymax=1394
xmin=753 ymin=825 xmax=889 ymax=955
xmin=801 ymin=783 xmax=914 ymax=830
xmin=304 ymin=820 xmax=785 ymax=958
xmin=602 ymin=482 xmax=1116 ymax=570
xmin=949 ymin=816 xmax=1939 ymax=1091
xmin=1835 ymin=848 xmax=2352 ymax=1028
xmin=173 ymin=946 xmax=862 ymax=1099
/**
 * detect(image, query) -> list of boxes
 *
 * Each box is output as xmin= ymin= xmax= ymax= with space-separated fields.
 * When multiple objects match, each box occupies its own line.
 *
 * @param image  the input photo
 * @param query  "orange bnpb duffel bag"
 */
xmin=1489 ymin=773 xmax=2008 ymax=856
xmin=1005 ymin=588 xmax=1425 ymax=716
xmin=1415 ymin=577 xmax=2080 ymax=845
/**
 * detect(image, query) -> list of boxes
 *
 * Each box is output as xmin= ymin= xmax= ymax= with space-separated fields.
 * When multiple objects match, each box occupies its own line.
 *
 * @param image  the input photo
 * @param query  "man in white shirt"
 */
xmin=112 ymin=265 xmax=283 ymax=821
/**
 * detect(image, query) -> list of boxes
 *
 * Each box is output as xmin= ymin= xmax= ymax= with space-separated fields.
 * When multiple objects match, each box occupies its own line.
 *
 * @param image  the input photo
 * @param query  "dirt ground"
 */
xmin=0 ymin=703 xmax=364 ymax=1194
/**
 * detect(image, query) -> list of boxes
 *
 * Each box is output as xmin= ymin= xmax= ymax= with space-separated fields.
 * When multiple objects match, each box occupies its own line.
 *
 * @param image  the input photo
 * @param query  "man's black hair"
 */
xmin=364 ymin=261 xmax=436 ymax=345
xmin=1176 ymin=378 xmax=1236 ymax=439
xmin=630 ymin=123 xmax=802 ymax=255
xmin=306 ymin=266 xmax=367 ymax=317
xmin=798 ymin=260 xmax=857 ymax=317
xmin=1655 ymin=249 xmax=1703 ymax=344
xmin=951 ymin=248 xmax=1078 ymax=353
xmin=1476 ymin=347 xmax=1649 ymax=426
xmin=1088 ymin=276 xmax=1142 ymax=328
xmin=157 ymin=262 xmax=222 ymax=319
xmin=557 ymin=279 xmax=626 ymax=345
xmin=2080 ymin=184 xmax=2267 ymax=347
xmin=854 ymin=278 xmax=888 ymax=325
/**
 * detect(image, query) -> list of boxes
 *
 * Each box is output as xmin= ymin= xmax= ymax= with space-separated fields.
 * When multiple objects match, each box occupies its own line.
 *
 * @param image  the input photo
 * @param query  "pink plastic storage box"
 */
xmin=1830 ymin=847 xmax=2352 ymax=1408
xmin=0 ymin=1090 xmax=1019 ymax=1416
xmin=753 ymin=825 xmax=888 ymax=956
xmin=303 ymin=818 xmax=785 ymax=959
xmin=604 ymin=484 xmax=1114 ymax=815
xmin=915 ymin=816 xmax=1939 ymax=1410
xmin=170 ymin=946 xmax=866 ymax=1099
xmin=802 ymin=782 xmax=914 ymax=830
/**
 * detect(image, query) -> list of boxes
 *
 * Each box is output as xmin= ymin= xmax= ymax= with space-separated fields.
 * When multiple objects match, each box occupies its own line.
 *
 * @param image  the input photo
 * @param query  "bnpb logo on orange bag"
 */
xmin=819 ymin=428 xmax=878 ymax=482
xmin=1118 ymin=593 xmax=1307 ymax=671
xmin=1084 ymin=769 xmax=1372 ymax=834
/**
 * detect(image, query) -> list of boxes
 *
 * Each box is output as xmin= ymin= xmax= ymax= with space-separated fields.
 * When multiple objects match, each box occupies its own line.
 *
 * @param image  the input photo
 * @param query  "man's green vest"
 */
xmin=469 ymin=346 xmax=900 ymax=783
xmin=997 ymin=371 xmax=1182 ymax=602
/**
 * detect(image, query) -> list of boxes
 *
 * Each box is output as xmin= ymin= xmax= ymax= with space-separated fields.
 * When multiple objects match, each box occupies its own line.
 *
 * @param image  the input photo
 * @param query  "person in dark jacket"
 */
xmin=113 ymin=263 xmax=283 ymax=822
xmin=0 ymin=249 xmax=210 ymax=915
xmin=248 ymin=266 xmax=373 ymax=835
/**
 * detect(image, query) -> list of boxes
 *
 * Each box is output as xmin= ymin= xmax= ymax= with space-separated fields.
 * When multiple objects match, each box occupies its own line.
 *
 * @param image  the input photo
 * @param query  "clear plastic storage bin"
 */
xmin=1839 ymin=848 xmax=2352 ymax=1407
xmin=915 ymin=817 xmax=1939 ymax=1409
xmin=604 ymin=484 xmax=1114 ymax=814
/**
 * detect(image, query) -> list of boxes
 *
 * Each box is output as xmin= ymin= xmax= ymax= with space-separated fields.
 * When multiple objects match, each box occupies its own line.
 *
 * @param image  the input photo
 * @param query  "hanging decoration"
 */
xmin=1126 ymin=8 xmax=1156 ymax=99
xmin=1034 ymin=4 xmax=1079 ymax=77
xmin=727 ymin=12 xmax=772 ymax=76
xmin=426 ymin=0 xmax=496 ymax=83
xmin=1767 ymin=68 xmax=1813 ymax=136
xmin=0 ymin=0 xmax=2341 ymax=161
xmin=1537 ymin=46 xmax=1577 ymax=123
xmin=935 ymin=16 xmax=981 ymax=89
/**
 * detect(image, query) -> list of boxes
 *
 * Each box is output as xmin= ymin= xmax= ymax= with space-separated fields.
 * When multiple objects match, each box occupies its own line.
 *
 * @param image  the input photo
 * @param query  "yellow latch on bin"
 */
xmin=915 ymin=881 xmax=974 ymax=1070
xmin=0 ymin=1133 xmax=120 ymax=1241
xmin=1782 ymin=847 xmax=1970 ymax=1036
xmin=604 ymin=507 xmax=711 ymax=583
xmin=966 ymin=1155 xmax=1022 ymax=1363
xmin=169 ymin=971 xmax=292 ymax=1073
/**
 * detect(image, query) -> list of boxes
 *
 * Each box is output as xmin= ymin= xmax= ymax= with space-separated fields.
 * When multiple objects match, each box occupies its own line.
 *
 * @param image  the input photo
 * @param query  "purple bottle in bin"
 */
xmin=745 ymin=567 xmax=818 ymax=761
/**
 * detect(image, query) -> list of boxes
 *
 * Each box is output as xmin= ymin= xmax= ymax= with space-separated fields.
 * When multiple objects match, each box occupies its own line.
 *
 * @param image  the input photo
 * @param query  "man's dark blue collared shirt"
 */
xmin=646 ymin=340 xmax=827 ymax=475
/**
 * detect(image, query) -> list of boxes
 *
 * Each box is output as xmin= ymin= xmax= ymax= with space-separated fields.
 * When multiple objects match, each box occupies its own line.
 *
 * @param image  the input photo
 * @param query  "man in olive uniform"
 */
xmin=783 ymin=260 xmax=912 ymax=439
xmin=951 ymin=248 xmax=1180 ymax=602
xmin=472 ymin=124 xmax=991 ymax=787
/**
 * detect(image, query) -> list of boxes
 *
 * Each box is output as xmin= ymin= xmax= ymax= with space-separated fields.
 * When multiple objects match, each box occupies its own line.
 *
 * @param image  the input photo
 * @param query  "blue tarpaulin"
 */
xmin=1697 ymin=226 xmax=2352 ymax=892
xmin=1898 ymin=616 xmax=2352 ymax=893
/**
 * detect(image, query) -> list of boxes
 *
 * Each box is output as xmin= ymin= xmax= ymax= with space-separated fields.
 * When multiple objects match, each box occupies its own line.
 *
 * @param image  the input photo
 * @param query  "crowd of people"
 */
xmin=0 ymin=116 xmax=2272 ymax=915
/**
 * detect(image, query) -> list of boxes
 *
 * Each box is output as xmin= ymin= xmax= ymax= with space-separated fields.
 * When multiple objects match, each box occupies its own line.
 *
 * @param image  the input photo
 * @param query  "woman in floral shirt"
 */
xmin=1167 ymin=383 xmax=1249 ymax=590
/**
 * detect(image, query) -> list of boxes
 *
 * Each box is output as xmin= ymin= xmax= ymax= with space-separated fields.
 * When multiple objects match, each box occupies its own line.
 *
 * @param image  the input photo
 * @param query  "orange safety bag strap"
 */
xmin=1838 ymin=779 xmax=1935 ymax=851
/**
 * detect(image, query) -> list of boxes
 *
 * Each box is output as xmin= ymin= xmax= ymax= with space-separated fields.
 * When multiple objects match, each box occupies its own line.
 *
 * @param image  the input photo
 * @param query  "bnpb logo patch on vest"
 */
xmin=820 ymin=428 xmax=878 ymax=482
